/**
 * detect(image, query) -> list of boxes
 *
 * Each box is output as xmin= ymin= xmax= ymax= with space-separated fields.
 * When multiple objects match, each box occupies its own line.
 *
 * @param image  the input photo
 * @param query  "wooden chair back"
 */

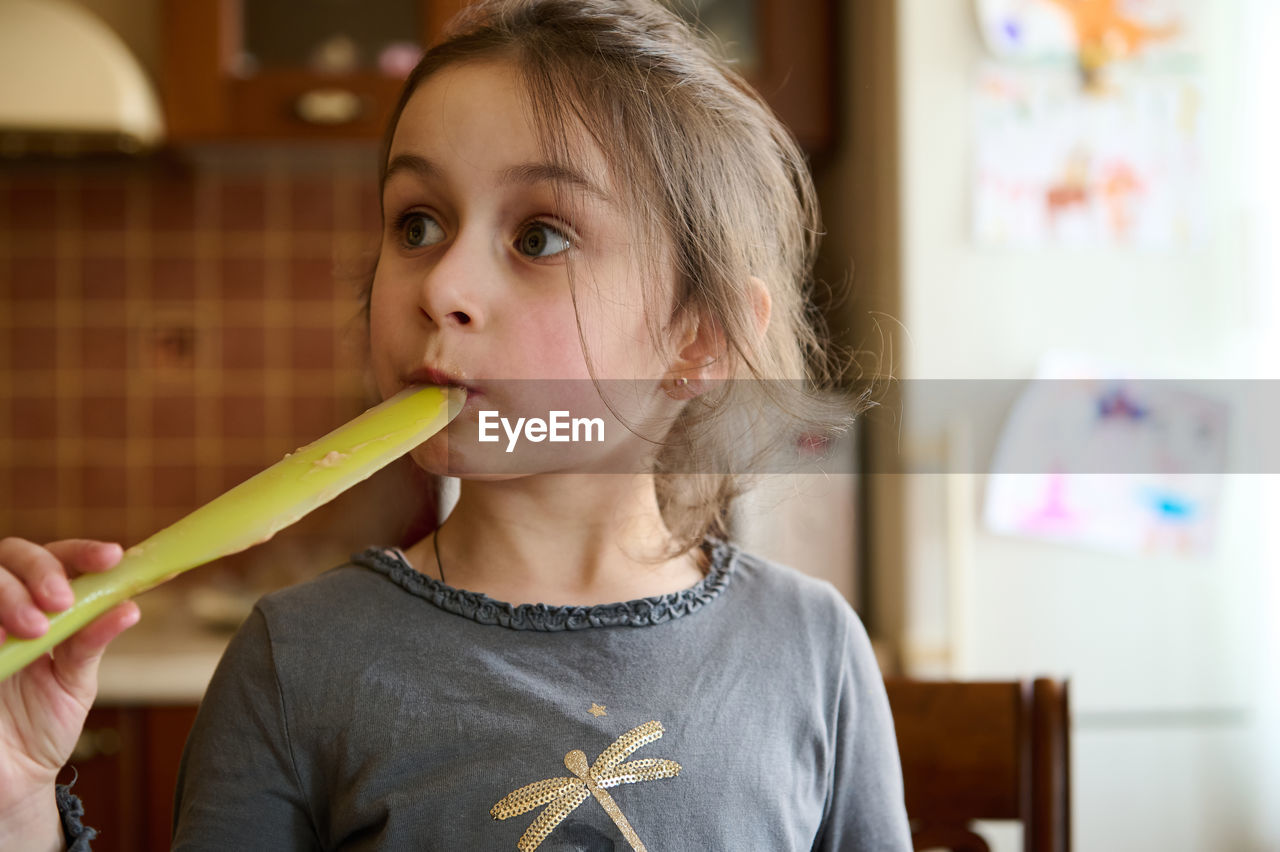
xmin=883 ymin=677 xmax=1070 ymax=852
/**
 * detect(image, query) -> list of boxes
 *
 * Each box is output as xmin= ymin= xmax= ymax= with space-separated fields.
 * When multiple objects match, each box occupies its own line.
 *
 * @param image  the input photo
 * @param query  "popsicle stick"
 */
xmin=0 ymin=384 xmax=463 ymax=682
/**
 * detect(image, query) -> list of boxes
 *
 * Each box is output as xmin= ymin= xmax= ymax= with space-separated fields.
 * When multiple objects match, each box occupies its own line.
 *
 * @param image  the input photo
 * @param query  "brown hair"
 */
xmin=367 ymin=0 xmax=868 ymax=557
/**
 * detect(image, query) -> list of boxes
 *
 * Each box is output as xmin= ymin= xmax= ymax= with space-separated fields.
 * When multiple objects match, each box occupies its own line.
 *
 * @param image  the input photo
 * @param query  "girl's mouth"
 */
xmin=407 ymin=366 xmax=480 ymax=400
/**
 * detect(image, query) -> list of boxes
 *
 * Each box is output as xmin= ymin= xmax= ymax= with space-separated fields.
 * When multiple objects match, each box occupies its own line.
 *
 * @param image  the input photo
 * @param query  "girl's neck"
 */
xmin=402 ymin=473 xmax=706 ymax=607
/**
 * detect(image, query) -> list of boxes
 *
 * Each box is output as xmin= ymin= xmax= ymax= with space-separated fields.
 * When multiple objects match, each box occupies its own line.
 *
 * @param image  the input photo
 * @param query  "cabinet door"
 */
xmin=162 ymin=0 xmax=832 ymax=149
xmin=58 ymin=707 xmax=145 ymax=851
xmin=57 ymin=705 xmax=200 ymax=852
xmin=665 ymin=0 xmax=835 ymax=153
xmin=143 ymin=705 xmax=201 ymax=851
xmin=162 ymin=0 xmax=471 ymax=140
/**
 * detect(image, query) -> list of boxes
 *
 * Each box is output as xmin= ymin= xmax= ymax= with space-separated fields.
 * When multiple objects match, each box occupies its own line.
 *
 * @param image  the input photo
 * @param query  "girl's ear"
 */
xmin=664 ymin=277 xmax=771 ymax=400
xmin=749 ymin=275 xmax=772 ymax=340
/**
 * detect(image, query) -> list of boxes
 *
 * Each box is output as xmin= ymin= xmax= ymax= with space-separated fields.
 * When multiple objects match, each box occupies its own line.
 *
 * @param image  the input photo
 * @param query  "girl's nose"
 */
xmin=418 ymin=236 xmax=487 ymax=329
xmin=423 ymin=300 xmax=473 ymax=327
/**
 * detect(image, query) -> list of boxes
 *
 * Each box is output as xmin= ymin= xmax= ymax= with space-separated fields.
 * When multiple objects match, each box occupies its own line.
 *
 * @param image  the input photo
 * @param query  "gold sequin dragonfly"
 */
xmin=491 ymin=720 xmax=682 ymax=852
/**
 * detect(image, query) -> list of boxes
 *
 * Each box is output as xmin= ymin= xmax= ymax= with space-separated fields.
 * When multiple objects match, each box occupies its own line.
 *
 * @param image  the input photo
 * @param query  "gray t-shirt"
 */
xmin=172 ymin=538 xmax=911 ymax=850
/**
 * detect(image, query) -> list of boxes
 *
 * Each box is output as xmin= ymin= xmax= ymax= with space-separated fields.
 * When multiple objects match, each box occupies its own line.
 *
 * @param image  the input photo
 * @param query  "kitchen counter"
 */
xmin=94 ymin=587 xmax=246 ymax=705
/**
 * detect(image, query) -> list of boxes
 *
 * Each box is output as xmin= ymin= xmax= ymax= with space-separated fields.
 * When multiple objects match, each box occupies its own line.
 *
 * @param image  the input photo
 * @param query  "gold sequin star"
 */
xmin=491 ymin=720 xmax=681 ymax=852
xmin=589 ymin=703 xmax=608 ymax=717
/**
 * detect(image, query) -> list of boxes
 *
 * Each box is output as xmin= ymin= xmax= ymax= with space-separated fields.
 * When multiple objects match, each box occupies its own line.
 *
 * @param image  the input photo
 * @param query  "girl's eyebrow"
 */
xmin=383 ymin=153 xmax=612 ymax=204
xmin=500 ymin=162 xmax=612 ymax=204
xmin=382 ymin=154 xmax=440 ymax=192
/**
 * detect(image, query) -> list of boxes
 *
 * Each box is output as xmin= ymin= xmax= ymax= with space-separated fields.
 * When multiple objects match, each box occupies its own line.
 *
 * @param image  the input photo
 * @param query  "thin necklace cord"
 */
xmin=432 ymin=527 xmax=447 ymax=586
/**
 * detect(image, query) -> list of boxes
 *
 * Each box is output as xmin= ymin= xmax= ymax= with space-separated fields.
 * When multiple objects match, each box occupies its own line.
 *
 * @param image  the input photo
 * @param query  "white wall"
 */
xmin=1239 ymin=0 xmax=1280 ymax=843
xmin=893 ymin=1 xmax=1271 ymax=849
xmin=896 ymin=1 xmax=1249 ymax=385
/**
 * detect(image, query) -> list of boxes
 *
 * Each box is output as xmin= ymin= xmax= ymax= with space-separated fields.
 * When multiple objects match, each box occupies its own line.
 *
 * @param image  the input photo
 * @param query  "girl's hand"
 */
xmin=0 ymin=538 xmax=140 ymax=847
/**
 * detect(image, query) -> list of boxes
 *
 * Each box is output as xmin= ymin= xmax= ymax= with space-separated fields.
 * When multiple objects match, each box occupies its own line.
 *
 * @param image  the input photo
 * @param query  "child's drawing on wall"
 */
xmin=983 ymin=352 xmax=1228 ymax=556
xmin=972 ymin=64 xmax=1204 ymax=247
xmin=971 ymin=0 xmax=1202 ymax=248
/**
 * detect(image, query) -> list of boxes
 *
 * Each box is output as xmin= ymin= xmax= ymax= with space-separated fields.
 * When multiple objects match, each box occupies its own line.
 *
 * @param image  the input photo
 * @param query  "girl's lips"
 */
xmin=407 ymin=367 xmax=481 ymax=398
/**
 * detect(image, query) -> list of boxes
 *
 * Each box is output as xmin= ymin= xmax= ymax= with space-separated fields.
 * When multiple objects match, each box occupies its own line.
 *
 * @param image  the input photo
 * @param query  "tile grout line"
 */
xmin=0 ymin=300 xmax=341 ymax=328
xmin=333 ymin=167 xmax=349 ymax=425
xmin=335 ymin=167 xmax=364 ymax=419
xmin=195 ymin=167 xmax=223 ymax=505
xmin=4 ymin=229 xmax=366 ymax=257
xmin=55 ymin=171 xmax=81 ymax=538
xmin=0 ymin=171 xmax=12 ymax=507
xmin=125 ymin=170 xmax=153 ymax=544
xmin=9 ymin=509 xmax=131 ymax=537
xmin=5 ymin=368 xmax=343 ymax=395
xmin=264 ymin=157 xmax=294 ymax=453
xmin=42 ymin=436 xmax=326 ymax=465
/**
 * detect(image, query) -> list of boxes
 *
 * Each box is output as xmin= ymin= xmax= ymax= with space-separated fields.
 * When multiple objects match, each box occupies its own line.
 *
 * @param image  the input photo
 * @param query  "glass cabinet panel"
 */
xmin=665 ymin=0 xmax=760 ymax=72
xmin=240 ymin=0 xmax=423 ymax=77
xmin=161 ymin=0 xmax=830 ymax=148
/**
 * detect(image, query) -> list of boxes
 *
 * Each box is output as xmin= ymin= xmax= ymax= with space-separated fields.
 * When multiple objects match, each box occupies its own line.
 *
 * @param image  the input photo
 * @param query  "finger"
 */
xmin=39 ymin=540 xmax=124 ymax=611
xmin=0 ymin=566 xmax=48 ymax=638
xmin=0 ymin=537 xmax=81 ymax=613
xmin=49 ymin=601 xmax=140 ymax=705
xmin=44 ymin=539 xmax=124 ymax=575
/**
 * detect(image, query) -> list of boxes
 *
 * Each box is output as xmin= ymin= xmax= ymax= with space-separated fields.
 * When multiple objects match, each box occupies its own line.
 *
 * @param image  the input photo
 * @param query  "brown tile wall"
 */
xmin=0 ymin=148 xmax=435 ymax=591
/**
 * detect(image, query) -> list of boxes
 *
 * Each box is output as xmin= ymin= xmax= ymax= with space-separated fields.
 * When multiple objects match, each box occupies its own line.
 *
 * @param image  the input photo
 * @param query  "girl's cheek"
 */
xmin=367 ymin=271 xmax=409 ymax=327
xmin=526 ymin=318 xmax=592 ymax=378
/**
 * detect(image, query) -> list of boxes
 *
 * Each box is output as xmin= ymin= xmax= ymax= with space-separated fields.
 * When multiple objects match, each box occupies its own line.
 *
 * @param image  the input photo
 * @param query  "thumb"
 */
xmin=48 ymin=601 xmax=140 ymax=705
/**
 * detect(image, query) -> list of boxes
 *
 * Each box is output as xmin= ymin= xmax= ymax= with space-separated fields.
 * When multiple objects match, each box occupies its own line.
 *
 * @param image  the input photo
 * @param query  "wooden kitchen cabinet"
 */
xmin=57 ymin=705 xmax=199 ymax=852
xmin=159 ymin=0 xmax=834 ymax=151
xmin=160 ymin=0 xmax=471 ymax=141
xmin=676 ymin=0 xmax=836 ymax=153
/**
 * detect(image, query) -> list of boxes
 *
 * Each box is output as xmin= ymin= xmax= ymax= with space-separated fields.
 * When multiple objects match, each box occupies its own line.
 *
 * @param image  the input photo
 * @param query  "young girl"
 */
xmin=0 ymin=0 xmax=911 ymax=848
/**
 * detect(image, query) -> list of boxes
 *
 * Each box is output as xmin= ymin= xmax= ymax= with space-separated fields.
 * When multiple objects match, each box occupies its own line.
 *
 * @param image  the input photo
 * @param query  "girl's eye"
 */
xmin=516 ymin=221 xmax=571 ymax=259
xmin=400 ymin=213 xmax=445 ymax=248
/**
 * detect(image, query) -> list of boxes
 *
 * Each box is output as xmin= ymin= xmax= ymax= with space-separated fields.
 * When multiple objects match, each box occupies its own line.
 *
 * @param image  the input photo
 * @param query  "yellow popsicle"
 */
xmin=0 ymin=384 xmax=463 ymax=681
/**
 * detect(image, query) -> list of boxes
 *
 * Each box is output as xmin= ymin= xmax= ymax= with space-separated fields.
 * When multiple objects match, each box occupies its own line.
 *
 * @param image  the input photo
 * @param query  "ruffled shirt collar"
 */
xmin=352 ymin=537 xmax=737 ymax=631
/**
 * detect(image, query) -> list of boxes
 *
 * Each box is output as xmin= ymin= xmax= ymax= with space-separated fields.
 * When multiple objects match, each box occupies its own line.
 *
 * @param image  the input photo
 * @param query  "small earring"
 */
xmin=675 ymin=377 xmax=689 ymax=388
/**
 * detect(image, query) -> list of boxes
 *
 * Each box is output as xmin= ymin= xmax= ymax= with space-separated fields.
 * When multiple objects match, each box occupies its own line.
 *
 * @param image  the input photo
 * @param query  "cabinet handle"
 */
xmin=70 ymin=728 xmax=123 ymax=761
xmin=294 ymin=89 xmax=366 ymax=125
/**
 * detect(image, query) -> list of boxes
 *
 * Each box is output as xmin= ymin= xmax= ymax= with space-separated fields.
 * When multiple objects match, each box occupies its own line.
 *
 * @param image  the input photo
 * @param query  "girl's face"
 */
xmin=370 ymin=59 xmax=683 ymax=477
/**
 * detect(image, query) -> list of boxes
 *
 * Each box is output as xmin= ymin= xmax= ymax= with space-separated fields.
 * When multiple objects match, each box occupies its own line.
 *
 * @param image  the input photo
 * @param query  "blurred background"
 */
xmin=0 ymin=0 xmax=1276 ymax=849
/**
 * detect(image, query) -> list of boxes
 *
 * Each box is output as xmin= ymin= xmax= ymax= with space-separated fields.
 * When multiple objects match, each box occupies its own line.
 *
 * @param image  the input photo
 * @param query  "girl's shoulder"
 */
xmin=727 ymin=548 xmax=885 ymax=697
xmin=726 ymin=543 xmax=866 ymax=630
xmin=243 ymin=551 xmax=437 ymax=650
xmin=256 ymin=550 xmax=409 ymax=611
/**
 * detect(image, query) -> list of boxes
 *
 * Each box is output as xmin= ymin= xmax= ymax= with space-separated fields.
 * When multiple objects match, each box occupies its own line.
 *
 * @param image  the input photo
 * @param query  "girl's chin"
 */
xmin=406 ymin=446 xmax=655 ymax=479
xmin=405 ymin=443 xmax=529 ymax=480
xmin=403 ymin=419 xmax=661 ymax=478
